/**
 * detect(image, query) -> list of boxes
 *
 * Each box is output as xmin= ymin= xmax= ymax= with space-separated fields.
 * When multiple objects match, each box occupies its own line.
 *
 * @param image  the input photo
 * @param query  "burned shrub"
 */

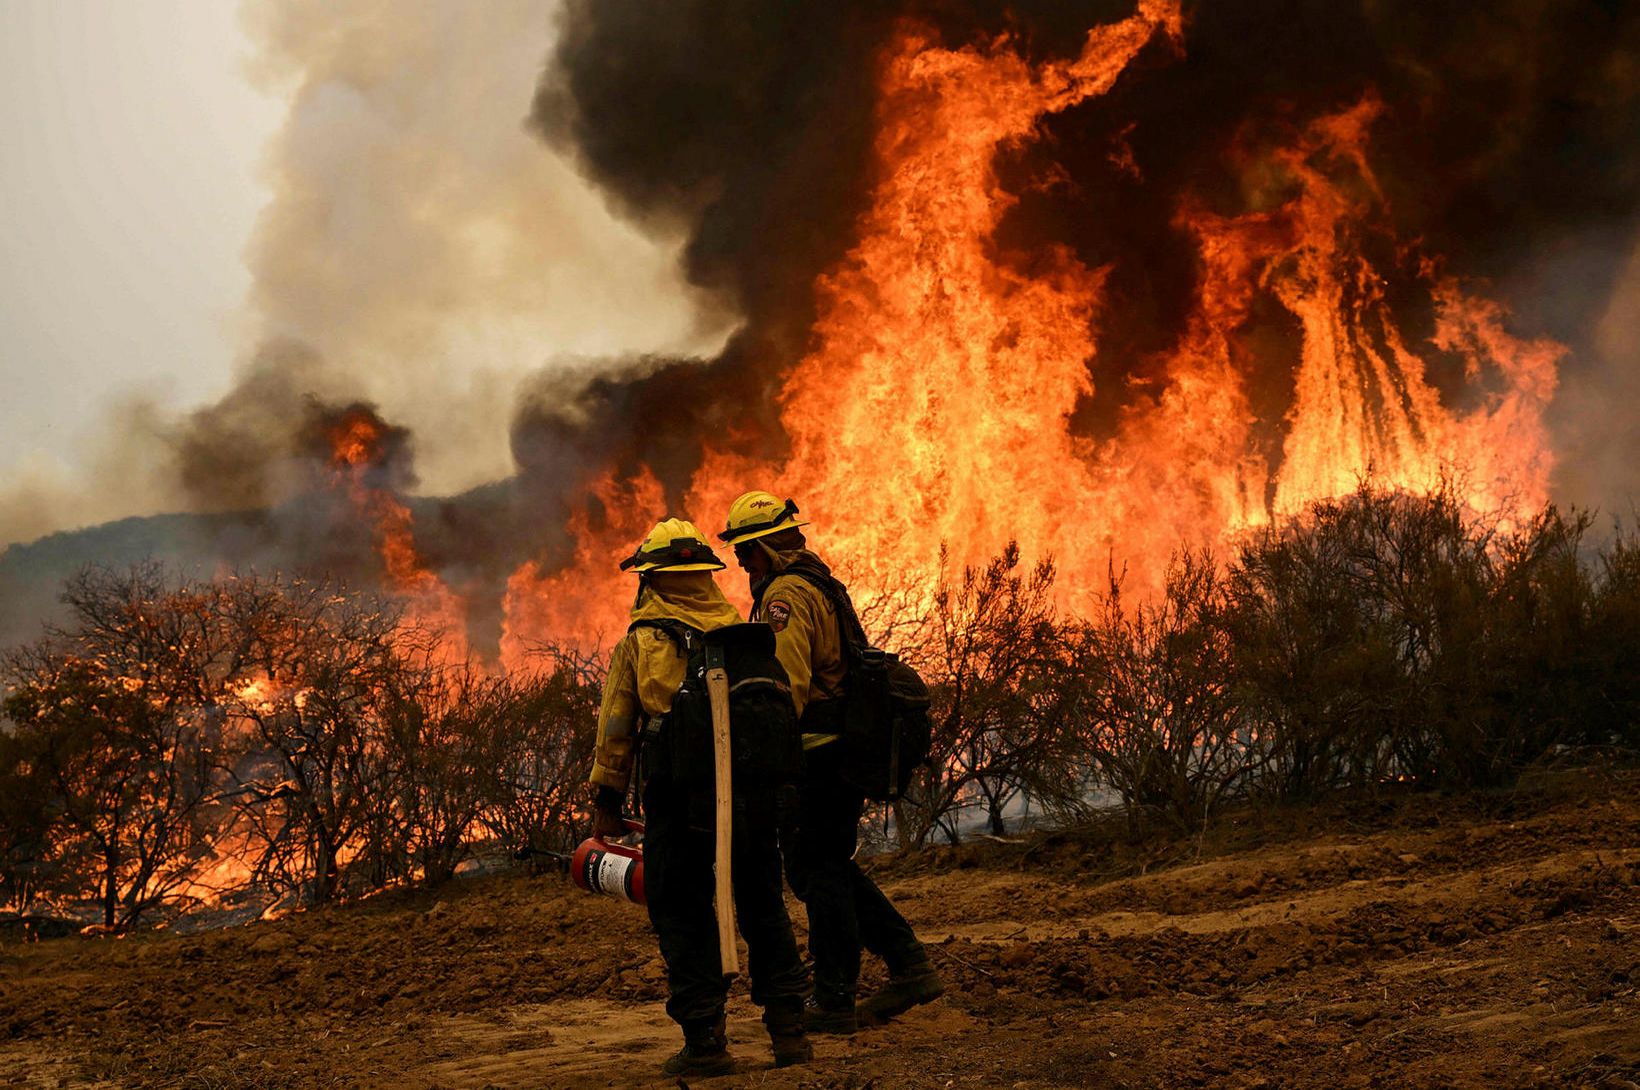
xmin=0 ymin=728 xmax=58 ymax=916
xmin=476 ymin=649 xmax=602 ymax=863
xmin=375 ymin=663 xmax=507 ymax=887
xmin=0 ymin=563 xmax=608 ymax=925
xmin=1 ymin=565 xmax=231 ymax=930
xmin=1220 ymin=485 xmax=1482 ymax=796
xmin=212 ymin=574 xmax=408 ymax=905
xmin=875 ymin=492 xmax=1635 ymax=846
xmin=1075 ymin=552 xmax=1261 ymax=836
xmin=1587 ymin=529 xmax=1640 ymax=749
xmin=895 ymin=545 xmax=1083 ymax=846
xmin=1220 ymin=484 xmax=1630 ymax=795
xmin=1468 ymin=508 xmax=1599 ymax=767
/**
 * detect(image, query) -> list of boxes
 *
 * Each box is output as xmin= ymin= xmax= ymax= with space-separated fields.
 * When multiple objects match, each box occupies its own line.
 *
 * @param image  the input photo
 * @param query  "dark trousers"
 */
xmin=642 ymin=773 xmax=809 ymax=1031
xmin=782 ymin=742 xmax=925 ymax=1004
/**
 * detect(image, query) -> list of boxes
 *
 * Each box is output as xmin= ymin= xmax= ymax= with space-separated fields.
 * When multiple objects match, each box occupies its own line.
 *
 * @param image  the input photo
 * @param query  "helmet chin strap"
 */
xmin=759 ymin=530 xmax=809 ymax=567
xmin=757 ymin=538 xmax=791 ymax=571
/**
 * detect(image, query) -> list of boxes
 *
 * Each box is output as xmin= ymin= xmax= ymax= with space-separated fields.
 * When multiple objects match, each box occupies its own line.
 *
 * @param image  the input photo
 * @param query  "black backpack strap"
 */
xmin=772 ymin=566 xmax=871 ymax=657
xmin=626 ymin=618 xmax=705 ymax=776
xmin=628 ymin=617 xmax=702 ymax=653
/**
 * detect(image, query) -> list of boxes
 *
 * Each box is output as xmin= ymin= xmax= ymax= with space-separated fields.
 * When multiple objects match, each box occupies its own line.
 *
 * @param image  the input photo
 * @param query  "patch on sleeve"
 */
xmin=765 ymin=600 xmax=792 ymax=632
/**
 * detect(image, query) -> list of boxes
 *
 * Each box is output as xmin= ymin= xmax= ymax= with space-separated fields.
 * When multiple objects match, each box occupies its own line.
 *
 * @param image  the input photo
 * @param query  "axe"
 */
xmin=704 ymin=643 xmax=739 ymax=976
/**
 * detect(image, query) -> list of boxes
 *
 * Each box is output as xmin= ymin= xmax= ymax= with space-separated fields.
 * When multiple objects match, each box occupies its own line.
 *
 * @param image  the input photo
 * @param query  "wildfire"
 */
xmin=685 ymin=2 xmax=1188 ymax=603
xmin=232 ymin=674 xmax=278 ymax=711
xmin=364 ymin=1 xmax=1561 ymax=655
xmin=327 ymin=413 xmax=380 ymax=470
xmin=499 ymin=467 xmax=667 ymax=667
xmin=676 ymin=4 xmax=1555 ymax=614
xmin=324 ymin=408 xmax=472 ymax=663
xmin=1213 ymin=99 xmax=1560 ymax=524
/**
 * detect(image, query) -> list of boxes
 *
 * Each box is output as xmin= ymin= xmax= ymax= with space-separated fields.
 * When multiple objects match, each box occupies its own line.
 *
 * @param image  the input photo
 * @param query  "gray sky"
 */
xmin=0 ymin=0 xmax=278 ymax=484
xmin=0 ymin=0 xmax=722 ymax=548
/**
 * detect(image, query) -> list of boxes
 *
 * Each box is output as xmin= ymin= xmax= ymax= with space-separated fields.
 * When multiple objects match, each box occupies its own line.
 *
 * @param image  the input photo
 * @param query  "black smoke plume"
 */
xmin=526 ymin=0 xmax=1640 ymax=512
xmin=9 ymin=1 xmax=1638 ymax=654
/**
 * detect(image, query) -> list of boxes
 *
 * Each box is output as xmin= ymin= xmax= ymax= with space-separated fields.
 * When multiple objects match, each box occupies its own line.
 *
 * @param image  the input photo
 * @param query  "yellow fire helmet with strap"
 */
xmin=718 ymin=491 xmax=809 ymax=544
xmin=619 ymin=517 xmax=726 ymax=573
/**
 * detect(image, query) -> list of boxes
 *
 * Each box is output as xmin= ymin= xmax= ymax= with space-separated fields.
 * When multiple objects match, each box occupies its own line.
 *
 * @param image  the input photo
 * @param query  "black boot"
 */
xmin=764 ymin=1001 xmax=813 ymax=1068
xmin=660 ymin=1017 xmax=734 ymax=1077
xmin=804 ymin=992 xmax=858 ymax=1035
xmin=857 ymin=959 xmax=946 ymax=1023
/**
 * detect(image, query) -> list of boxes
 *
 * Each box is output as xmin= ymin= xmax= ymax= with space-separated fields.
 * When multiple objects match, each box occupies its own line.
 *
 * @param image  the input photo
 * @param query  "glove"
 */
xmin=592 ymin=785 xmax=626 ymax=840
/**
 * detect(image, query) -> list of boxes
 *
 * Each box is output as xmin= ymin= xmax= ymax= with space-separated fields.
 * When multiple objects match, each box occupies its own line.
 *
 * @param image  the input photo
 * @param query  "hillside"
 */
xmin=0 ymin=482 xmax=515 ymax=653
xmin=2 ymin=769 xmax=1637 ymax=1089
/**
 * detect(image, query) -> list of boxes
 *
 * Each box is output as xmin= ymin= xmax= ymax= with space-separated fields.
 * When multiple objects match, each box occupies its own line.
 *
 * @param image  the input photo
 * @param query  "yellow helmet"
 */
xmin=719 ymin=491 xmax=809 ymax=544
xmin=619 ymin=518 xmax=725 ymax=573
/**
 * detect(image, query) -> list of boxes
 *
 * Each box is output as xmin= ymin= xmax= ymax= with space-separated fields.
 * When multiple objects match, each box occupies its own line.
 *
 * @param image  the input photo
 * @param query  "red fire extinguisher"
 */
xmin=569 ymin=818 xmax=646 ymax=904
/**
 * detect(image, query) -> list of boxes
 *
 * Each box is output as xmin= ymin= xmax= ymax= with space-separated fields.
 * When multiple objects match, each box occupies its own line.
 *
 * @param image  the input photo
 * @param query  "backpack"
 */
xmin=631 ymin=620 xmax=804 ymax=829
xmin=768 ymin=567 xmax=933 ymax=802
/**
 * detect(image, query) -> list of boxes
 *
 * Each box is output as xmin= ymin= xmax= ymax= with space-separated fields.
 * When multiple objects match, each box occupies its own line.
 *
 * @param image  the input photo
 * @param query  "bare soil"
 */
xmin=3 ymin=768 xmax=1638 ymax=1090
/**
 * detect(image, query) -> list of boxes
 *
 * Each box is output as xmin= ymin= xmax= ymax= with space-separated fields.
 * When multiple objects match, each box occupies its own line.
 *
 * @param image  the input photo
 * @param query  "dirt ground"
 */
xmin=3 ymin=768 xmax=1638 ymax=1090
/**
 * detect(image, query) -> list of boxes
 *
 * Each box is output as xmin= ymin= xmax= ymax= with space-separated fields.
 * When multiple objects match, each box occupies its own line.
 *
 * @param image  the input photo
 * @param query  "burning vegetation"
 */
xmin=4 ymin=1 xmax=1640 ymax=930
xmin=3 ymin=485 xmax=1637 ymax=929
xmin=128 ymin=0 xmax=1589 ymax=663
xmin=0 ymin=565 xmax=600 ymax=929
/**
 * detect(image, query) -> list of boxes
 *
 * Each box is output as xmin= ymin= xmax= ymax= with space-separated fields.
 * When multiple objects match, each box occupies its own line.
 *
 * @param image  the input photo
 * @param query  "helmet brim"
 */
xmin=630 ymin=560 xmax=726 ymax=573
xmin=718 ymin=517 xmax=809 ymax=545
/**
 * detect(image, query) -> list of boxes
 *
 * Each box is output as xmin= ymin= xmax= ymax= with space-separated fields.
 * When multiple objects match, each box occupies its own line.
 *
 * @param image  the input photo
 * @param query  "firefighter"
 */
xmin=718 ymin=492 xmax=944 ymax=1033
xmin=589 ymin=517 xmax=812 ymax=1075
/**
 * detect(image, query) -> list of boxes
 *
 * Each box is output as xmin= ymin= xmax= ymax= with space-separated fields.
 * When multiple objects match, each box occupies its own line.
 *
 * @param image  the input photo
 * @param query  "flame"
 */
xmin=1088 ymin=97 xmax=1561 ymax=575
xmin=327 ymin=413 xmax=380 ymax=470
xmin=507 ymin=0 xmax=1560 ymax=645
xmin=325 ymin=409 xmax=472 ymax=662
xmin=499 ymin=466 xmax=667 ymax=667
xmin=1212 ymin=99 xmax=1560 ymax=524
xmin=696 ymin=12 xmax=1552 ymax=607
xmin=231 ymin=674 xmax=279 ymax=711
xmin=700 ymin=4 xmax=1188 ymax=600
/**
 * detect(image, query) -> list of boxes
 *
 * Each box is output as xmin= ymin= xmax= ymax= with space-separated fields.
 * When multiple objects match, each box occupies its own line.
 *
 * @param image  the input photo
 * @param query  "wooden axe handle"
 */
xmin=705 ymin=664 xmax=739 ymax=976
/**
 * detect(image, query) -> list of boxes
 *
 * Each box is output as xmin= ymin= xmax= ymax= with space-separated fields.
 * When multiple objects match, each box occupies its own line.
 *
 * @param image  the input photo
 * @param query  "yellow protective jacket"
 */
xmin=749 ymin=548 xmax=848 ymax=748
xmin=589 ymin=572 xmax=743 ymax=792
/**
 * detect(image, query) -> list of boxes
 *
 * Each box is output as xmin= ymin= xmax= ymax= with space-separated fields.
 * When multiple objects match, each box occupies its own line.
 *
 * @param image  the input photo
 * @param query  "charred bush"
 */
xmin=1 ymin=565 xmax=230 ymax=930
xmin=1472 ymin=508 xmax=1600 ymax=765
xmin=1221 ymin=485 xmax=1484 ymax=796
xmin=1588 ymin=530 xmax=1640 ymax=749
xmin=0 ymin=727 xmax=63 ymax=917
xmin=375 ymin=663 xmax=501 ymax=887
xmin=1222 ymin=484 xmax=1628 ymax=796
xmin=0 ymin=564 xmax=605 ymax=926
xmin=1074 ymin=552 xmax=1261 ymax=837
xmin=895 ymin=544 xmax=1084 ymax=846
xmin=4 ymin=487 xmax=1636 ymax=919
xmin=475 ymin=650 xmax=601 ymax=864
xmin=211 ymin=573 xmax=408 ymax=905
xmin=876 ymin=493 xmax=1635 ymax=849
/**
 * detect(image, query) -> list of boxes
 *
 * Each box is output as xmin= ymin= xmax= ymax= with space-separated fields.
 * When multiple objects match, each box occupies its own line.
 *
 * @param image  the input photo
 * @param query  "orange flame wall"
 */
xmin=497 ymin=1 xmax=1559 ymax=659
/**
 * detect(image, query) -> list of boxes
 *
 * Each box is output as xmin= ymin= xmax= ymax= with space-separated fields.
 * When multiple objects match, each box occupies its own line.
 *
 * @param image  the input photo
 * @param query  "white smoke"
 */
xmin=240 ymin=0 xmax=731 ymax=496
xmin=0 ymin=0 xmax=729 ymax=549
